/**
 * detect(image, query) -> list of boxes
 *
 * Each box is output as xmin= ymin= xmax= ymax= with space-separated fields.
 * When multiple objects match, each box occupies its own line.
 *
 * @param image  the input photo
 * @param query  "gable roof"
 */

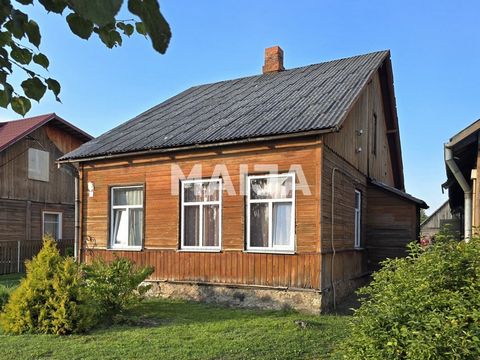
xmin=0 ymin=113 xmax=92 ymax=153
xmin=60 ymin=50 xmax=396 ymax=162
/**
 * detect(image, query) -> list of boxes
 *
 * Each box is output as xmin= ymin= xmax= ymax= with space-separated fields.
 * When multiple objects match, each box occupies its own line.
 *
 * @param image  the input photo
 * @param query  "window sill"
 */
xmin=178 ymin=248 xmax=222 ymax=253
xmin=108 ymin=246 xmax=143 ymax=252
xmin=244 ymin=249 xmax=296 ymax=255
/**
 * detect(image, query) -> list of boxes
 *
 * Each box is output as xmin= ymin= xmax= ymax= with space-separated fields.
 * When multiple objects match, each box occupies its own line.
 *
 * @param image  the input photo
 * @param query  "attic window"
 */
xmin=28 ymin=148 xmax=49 ymax=182
xmin=372 ymin=113 xmax=378 ymax=156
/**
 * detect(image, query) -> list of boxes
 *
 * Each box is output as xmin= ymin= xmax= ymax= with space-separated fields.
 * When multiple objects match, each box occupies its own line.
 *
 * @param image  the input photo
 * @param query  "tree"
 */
xmin=0 ymin=0 xmax=171 ymax=116
xmin=420 ymin=208 xmax=428 ymax=223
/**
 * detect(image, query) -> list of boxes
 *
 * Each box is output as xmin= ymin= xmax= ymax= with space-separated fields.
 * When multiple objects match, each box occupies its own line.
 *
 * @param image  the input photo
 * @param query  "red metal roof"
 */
xmin=0 ymin=113 xmax=92 ymax=152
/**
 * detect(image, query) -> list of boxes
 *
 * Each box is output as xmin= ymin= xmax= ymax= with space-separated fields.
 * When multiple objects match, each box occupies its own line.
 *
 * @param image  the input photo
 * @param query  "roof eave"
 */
xmin=57 ymin=127 xmax=338 ymax=164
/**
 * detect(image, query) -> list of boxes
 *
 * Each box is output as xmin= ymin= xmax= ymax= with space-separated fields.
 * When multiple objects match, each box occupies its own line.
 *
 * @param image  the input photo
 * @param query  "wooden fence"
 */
xmin=0 ymin=239 xmax=74 ymax=275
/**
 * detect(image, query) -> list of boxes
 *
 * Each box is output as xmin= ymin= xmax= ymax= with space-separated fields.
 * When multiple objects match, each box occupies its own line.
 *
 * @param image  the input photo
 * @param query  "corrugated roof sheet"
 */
xmin=61 ymin=50 xmax=390 ymax=161
xmin=0 ymin=113 xmax=92 ymax=153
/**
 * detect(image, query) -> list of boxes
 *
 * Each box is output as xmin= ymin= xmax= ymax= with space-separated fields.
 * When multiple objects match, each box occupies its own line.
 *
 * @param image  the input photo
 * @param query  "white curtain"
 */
xmin=114 ymin=188 xmax=143 ymax=206
xmin=273 ymin=203 xmax=292 ymax=246
xmin=129 ymin=208 xmax=143 ymax=246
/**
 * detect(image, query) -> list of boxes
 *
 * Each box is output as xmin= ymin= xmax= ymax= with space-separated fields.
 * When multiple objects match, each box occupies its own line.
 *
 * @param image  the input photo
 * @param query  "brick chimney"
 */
xmin=262 ymin=46 xmax=285 ymax=74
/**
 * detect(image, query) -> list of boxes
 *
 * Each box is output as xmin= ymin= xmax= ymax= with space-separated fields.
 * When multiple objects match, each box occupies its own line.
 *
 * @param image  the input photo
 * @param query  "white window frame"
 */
xmin=354 ymin=190 xmax=362 ymax=248
xmin=110 ymin=185 xmax=144 ymax=251
xmin=180 ymin=178 xmax=222 ymax=252
xmin=246 ymin=173 xmax=296 ymax=253
xmin=42 ymin=211 xmax=62 ymax=241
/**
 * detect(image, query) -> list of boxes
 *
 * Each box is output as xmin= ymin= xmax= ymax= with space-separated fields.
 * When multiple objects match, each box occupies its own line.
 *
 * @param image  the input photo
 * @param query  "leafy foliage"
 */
xmin=0 ymin=284 xmax=13 ymax=310
xmin=0 ymin=0 xmax=171 ymax=115
xmin=84 ymin=257 xmax=154 ymax=316
xmin=0 ymin=236 xmax=97 ymax=335
xmin=339 ymin=230 xmax=480 ymax=359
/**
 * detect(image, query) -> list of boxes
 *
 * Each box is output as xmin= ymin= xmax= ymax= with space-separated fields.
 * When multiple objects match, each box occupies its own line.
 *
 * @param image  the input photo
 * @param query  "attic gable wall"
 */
xmin=321 ymin=71 xmax=395 ymax=187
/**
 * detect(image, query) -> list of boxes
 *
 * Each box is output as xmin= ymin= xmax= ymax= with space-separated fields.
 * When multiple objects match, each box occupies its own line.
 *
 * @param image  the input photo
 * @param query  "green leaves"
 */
xmin=68 ymin=0 xmax=122 ymax=26
xmin=66 ymin=13 xmax=93 ymax=39
xmin=11 ymin=96 xmax=31 ymax=116
xmin=46 ymin=78 xmax=61 ymax=101
xmin=0 ymin=0 xmax=171 ymax=116
xmin=128 ymin=0 xmax=171 ymax=54
xmin=25 ymin=20 xmax=41 ymax=47
xmin=21 ymin=77 xmax=46 ymax=102
xmin=32 ymin=53 xmax=49 ymax=69
xmin=10 ymin=44 xmax=32 ymax=65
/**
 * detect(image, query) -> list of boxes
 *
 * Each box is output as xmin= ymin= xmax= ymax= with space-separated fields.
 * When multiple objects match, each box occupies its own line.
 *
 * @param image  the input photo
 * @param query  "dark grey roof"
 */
xmin=60 ymin=50 xmax=390 ymax=161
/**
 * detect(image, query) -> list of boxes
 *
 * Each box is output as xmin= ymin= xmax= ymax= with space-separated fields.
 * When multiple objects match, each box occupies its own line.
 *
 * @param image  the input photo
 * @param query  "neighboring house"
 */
xmin=0 ymin=113 xmax=92 ymax=255
xmin=59 ymin=47 xmax=427 ymax=312
xmin=443 ymin=119 xmax=480 ymax=239
xmin=420 ymin=201 xmax=460 ymax=237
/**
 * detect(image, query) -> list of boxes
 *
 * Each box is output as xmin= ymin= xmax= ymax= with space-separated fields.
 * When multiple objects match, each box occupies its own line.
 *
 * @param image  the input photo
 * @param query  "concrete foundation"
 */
xmin=145 ymin=281 xmax=323 ymax=314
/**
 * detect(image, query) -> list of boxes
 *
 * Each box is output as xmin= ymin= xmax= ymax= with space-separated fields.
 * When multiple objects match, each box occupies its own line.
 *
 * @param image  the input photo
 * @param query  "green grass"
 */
xmin=0 ymin=273 xmax=23 ymax=287
xmin=0 ymin=274 xmax=351 ymax=359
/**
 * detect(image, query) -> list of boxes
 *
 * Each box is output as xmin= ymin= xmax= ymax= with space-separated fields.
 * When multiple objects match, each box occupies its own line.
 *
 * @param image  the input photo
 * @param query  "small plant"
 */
xmin=0 ymin=237 xmax=97 ymax=335
xmin=84 ymin=257 xmax=154 ymax=317
xmin=339 ymin=230 xmax=480 ymax=359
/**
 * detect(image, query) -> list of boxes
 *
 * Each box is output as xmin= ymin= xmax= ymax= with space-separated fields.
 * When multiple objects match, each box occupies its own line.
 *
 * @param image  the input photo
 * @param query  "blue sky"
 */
xmin=1 ymin=0 xmax=479 ymax=214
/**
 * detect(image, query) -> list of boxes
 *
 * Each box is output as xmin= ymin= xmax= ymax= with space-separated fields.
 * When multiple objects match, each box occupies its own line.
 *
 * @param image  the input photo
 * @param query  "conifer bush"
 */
xmin=0 ymin=237 xmax=97 ymax=335
xmin=340 ymin=230 xmax=480 ymax=359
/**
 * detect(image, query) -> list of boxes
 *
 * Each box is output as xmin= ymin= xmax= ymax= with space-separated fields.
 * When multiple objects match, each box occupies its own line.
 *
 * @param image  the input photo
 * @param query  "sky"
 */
xmin=1 ymin=0 xmax=479 ymax=214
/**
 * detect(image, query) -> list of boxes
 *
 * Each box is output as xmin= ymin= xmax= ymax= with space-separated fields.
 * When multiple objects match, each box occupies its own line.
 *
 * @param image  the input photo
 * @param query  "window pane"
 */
xmin=250 ymin=176 xmax=292 ymax=199
xmin=250 ymin=203 xmax=268 ymax=247
xmin=203 ymin=205 xmax=219 ymax=247
xmin=355 ymin=191 xmax=361 ymax=209
xmin=112 ymin=209 xmax=128 ymax=245
xmin=184 ymin=206 xmax=200 ymax=246
xmin=129 ymin=208 xmax=143 ymax=247
xmin=184 ymin=181 xmax=219 ymax=202
xmin=113 ymin=187 xmax=143 ymax=206
xmin=43 ymin=214 xmax=60 ymax=240
xmin=273 ymin=203 xmax=292 ymax=246
xmin=28 ymin=148 xmax=49 ymax=182
xmin=44 ymin=213 xmax=58 ymax=224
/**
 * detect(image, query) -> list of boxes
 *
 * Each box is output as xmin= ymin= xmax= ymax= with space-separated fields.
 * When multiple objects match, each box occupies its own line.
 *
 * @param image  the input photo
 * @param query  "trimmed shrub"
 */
xmin=0 ymin=237 xmax=97 ymax=335
xmin=340 ymin=230 xmax=480 ymax=359
xmin=84 ymin=257 xmax=154 ymax=317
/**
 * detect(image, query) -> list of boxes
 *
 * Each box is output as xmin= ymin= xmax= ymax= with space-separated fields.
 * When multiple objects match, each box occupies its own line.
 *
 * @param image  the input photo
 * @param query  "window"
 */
xmin=247 ymin=173 xmax=295 ymax=252
xmin=110 ymin=186 xmax=144 ymax=250
xmin=28 ymin=148 xmax=49 ymax=182
xmin=372 ymin=113 xmax=378 ymax=156
xmin=43 ymin=212 xmax=62 ymax=240
xmin=354 ymin=190 xmax=362 ymax=248
xmin=181 ymin=179 xmax=222 ymax=251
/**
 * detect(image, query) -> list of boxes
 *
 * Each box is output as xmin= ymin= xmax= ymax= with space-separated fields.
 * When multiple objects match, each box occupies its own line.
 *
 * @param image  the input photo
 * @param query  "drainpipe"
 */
xmin=74 ymin=173 xmax=80 ymax=261
xmin=445 ymin=146 xmax=472 ymax=240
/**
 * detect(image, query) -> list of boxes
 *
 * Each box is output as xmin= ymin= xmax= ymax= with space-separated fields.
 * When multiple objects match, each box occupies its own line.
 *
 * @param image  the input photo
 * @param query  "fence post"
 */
xmin=17 ymin=240 xmax=20 ymax=273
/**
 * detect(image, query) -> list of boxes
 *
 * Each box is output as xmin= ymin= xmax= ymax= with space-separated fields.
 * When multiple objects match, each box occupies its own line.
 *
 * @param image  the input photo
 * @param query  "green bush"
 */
xmin=340 ymin=230 xmax=480 ymax=359
xmin=84 ymin=257 xmax=154 ymax=317
xmin=0 ymin=285 xmax=13 ymax=310
xmin=0 ymin=237 xmax=97 ymax=335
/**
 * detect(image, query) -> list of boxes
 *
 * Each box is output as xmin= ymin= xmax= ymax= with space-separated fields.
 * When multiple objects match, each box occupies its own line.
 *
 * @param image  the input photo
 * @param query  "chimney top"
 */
xmin=262 ymin=46 xmax=285 ymax=74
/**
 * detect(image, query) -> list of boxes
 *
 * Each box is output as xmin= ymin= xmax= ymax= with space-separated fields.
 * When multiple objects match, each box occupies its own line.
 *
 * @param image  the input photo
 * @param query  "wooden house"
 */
xmin=59 ymin=48 xmax=426 ymax=312
xmin=420 ymin=201 xmax=460 ymax=237
xmin=443 ymin=118 xmax=480 ymax=239
xmin=0 ymin=113 xmax=91 ymax=271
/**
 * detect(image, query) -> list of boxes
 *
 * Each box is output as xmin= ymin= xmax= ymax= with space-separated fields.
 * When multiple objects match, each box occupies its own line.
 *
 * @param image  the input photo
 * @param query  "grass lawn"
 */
xmin=0 ymin=274 xmax=351 ymax=360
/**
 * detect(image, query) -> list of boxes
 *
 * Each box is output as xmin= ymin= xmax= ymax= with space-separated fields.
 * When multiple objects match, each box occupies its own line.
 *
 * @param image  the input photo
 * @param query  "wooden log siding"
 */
xmin=80 ymin=138 xmax=323 ymax=290
xmin=366 ymin=185 xmax=419 ymax=271
xmin=319 ymin=145 xmax=368 ymax=290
